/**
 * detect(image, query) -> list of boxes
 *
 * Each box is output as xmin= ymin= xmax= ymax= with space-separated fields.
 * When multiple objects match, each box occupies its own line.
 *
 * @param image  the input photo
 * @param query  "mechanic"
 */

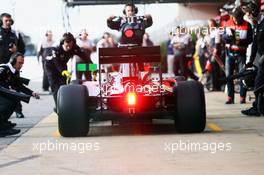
xmin=0 ymin=13 xmax=26 ymax=118
xmin=207 ymin=19 xmax=224 ymax=91
xmin=167 ymin=32 xmax=175 ymax=76
xmin=171 ymin=26 xmax=199 ymax=80
xmin=107 ymin=3 xmax=153 ymax=76
xmin=97 ymin=32 xmax=118 ymax=74
xmin=37 ymin=30 xmax=56 ymax=92
xmin=45 ymin=32 xmax=90 ymax=110
xmin=75 ymin=29 xmax=95 ymax=81
xmin=107 ymin=3 xmax=153 ymax=45
xmin=0 ymin=52 xmax=39 ymax=137
xmin=97 ymin=32 xmax=111 ymax=49
xmin=224 ymin=7 xmax=253 ymax=104
xmin=0 ymin=13 xmax=25 ymax=63
xmin=242 ymin=1 xmax=264 ymax=116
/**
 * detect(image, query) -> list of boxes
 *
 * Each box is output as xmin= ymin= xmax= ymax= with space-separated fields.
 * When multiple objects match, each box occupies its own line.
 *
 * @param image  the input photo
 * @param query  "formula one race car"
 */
xmin=56 ymin=16 xmax=206 ymax=137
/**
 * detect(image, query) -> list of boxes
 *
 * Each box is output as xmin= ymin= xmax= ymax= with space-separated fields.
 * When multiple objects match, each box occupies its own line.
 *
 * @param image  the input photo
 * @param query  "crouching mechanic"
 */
xmin=0 ymin=53 xmax=39 ymax=137
xmin=44 ymin=32 xmax=91 ymax=111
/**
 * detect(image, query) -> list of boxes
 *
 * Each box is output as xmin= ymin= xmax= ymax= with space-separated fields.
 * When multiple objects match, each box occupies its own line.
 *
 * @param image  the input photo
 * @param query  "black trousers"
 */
xmin=173 ymin=51 xmax=185 ymax=76
xmin=14 ymin=102 xmax=22 ymax=113
xmin=45 ymin=63 xmax=66 ymax=108
xmin=0 ymin=95 xmax=19 ymax=126
xmin=254 ymin=59 xmax=264 ymax=106
xmin=42 ymin=60 xmax=50 ymax=91
xmin=76 ymin=70 xmax=92 ymax=81
xmin=210 ymin=60 xmax=221 ymax=91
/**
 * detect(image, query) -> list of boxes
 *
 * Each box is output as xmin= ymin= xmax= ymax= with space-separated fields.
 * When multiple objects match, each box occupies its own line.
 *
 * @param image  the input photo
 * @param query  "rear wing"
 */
xmin=99 ymin=46 xmax=161 ymax=64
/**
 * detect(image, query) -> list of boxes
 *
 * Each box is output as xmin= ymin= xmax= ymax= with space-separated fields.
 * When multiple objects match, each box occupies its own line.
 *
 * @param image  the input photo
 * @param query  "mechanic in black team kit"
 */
xmin=107 ymin=3 xmax=153 ymax=75
xmin=0 ymin=53 xmax=39 ymax=137
xmin=44 ymin=32 xmax=91 ymax=111
xmin=107 ymin=3 xmax=153 ymax=45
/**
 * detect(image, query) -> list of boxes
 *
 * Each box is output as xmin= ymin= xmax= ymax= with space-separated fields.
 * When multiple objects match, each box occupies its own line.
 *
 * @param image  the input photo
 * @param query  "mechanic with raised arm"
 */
xmin=242 ymin=2 xmax=264 ymax=116
xmin=44 ymin=32 xmax=91 ymax=111
xmin=0 ymin=53 xmax=39 ymax=137
xmin=106 ymin=3 xmax=153 ymax=76
xmin=107 ymin=3 xmax=153 ymax=45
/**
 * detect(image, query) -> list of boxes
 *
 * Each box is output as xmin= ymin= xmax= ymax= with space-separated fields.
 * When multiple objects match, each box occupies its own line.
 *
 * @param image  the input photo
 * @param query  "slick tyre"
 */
xmin=173 ymin=81 xmax=206 ymax=133
xmin=57 ymin=85 xmax=89 ymax=137
xmin=258 ymin=93 xmax=264 ymax=115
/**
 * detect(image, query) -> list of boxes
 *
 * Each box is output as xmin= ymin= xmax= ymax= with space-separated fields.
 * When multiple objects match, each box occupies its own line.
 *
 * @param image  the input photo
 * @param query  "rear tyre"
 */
xmin=57 ymin=85 xmax=89 ymax=137
xmin=173 ymin=81 xmax=206 ymax=133
xmin=258 ymin=92 xmax=264 ymax=115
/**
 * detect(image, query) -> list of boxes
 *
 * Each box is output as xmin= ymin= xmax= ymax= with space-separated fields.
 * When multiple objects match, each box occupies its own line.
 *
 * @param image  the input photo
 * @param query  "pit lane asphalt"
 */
xmin=0 ymin=57 xmax=264 ymax=175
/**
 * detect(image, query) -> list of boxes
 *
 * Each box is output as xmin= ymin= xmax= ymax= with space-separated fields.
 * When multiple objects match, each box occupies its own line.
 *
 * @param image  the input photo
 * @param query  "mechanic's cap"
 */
xmin=222 ymin=3 xmax=235 ymax=12
xmin=219 ymin=8 xmax=227 ymax=13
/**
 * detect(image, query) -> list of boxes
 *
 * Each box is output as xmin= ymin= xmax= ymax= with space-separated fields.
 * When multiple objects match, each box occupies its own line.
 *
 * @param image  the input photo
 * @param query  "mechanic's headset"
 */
xmin=9 ymin=52 xmax=24 ymax=66
xmin=123 ymin=3 xmax=138 ymax=15
xmin=0 ymin=13 xmax=14 ymax=26
xmin=79 ymin=29 xmax=88 ymax=37
xmin=60 ymin=32 xmax=76 ymax=45
xmin=45 ymin=30 xmax=52 ymax=37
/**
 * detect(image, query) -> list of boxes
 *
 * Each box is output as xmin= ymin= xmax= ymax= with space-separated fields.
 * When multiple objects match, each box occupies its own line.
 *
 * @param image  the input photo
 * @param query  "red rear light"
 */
xmin=127 ymin=93 xmax=136 ymax=106
xmin=124 ymin=29 xmax=134 ymax=38
xmin=144 ymin=63 xmax=151 ymax=71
